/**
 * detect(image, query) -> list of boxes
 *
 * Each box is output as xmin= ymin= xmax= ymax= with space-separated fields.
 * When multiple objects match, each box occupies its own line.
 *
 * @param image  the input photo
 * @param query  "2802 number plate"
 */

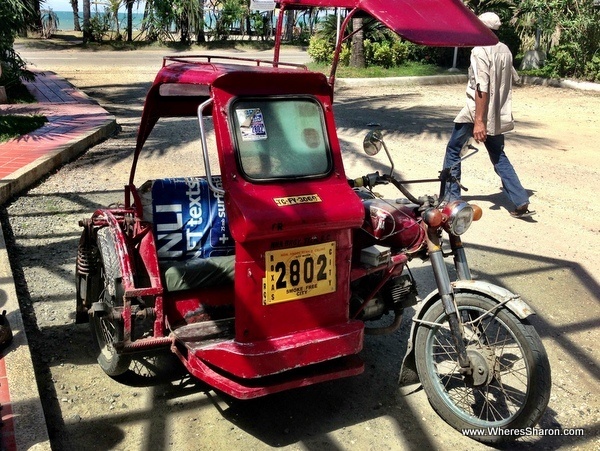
xmin=263 ymin=242 xmax=336 ymax=305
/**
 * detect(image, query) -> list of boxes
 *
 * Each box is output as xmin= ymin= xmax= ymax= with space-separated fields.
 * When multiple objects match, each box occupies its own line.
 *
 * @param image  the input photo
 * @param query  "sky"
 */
xmin=44 ymin=0 xmax=75 ymax=11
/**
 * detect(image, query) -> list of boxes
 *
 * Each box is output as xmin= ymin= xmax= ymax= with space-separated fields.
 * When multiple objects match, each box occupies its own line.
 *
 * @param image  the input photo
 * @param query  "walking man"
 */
xmin=442 ymin=12 xmax=534 ymax=218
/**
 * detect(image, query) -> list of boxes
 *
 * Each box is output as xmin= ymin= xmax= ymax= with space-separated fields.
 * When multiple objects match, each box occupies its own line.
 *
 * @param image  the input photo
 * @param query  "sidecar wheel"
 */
xmin=414 ymin=293 xmax=550 ymax=443
xmin=90 ymin=227 xmax=131 ymax=376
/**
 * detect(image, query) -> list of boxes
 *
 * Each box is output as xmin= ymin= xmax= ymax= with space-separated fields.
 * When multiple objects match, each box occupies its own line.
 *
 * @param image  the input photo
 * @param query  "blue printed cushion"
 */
xmin=140 ymin=177 xmax=235 ymax=260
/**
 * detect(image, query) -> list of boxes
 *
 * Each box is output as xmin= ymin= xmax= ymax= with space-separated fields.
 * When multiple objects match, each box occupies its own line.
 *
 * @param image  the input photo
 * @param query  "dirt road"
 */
xmin=4 ymin=49 xmax=600 ymax=450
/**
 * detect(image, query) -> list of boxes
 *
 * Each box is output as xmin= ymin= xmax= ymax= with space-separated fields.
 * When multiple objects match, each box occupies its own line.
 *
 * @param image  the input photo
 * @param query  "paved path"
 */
xmin=0 ymin=70 xmax=116 ymax=203
xmin=0 ymin=70 xmax=115 ymax=451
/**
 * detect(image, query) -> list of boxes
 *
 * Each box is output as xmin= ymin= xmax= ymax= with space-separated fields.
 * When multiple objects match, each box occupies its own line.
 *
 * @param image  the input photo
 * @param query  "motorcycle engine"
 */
xmin=351 ymin=274 xmax=418 ymax=320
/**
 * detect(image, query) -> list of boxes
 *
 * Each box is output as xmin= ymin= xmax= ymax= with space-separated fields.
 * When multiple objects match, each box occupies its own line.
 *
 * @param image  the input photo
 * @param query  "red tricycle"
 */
xmin=75 ymin=0 xmax=550 ymax=443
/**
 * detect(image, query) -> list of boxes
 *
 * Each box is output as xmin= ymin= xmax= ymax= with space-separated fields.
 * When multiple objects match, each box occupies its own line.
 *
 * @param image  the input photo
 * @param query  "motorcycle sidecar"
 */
xmin=77 ymin=57 xmax=368 ymax=398
xmin=75 ymin=0 xmax=498 ymax=399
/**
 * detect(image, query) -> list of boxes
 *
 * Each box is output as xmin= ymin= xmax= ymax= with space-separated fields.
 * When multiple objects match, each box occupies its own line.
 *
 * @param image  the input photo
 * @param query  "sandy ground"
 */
xmin=3 ymin=50 xmax=600 ymax=450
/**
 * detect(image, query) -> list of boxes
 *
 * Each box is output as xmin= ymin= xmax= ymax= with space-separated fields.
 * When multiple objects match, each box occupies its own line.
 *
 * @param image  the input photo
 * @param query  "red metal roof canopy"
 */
xmin=278 ymin=0 xmax=497 ymax=47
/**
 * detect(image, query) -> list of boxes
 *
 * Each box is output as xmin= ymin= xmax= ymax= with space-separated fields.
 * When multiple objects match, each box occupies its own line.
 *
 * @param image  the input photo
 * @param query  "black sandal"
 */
xmin=510 ymin=205 xmax=536 ymax=218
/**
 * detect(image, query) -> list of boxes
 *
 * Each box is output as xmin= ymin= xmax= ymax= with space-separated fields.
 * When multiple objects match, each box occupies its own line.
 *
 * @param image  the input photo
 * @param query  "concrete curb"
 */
xmin=335 ymin=74 xmax=467 ymax=88
xmin=520 ymin=75 xmax=600 ymax=92
xmin=0 ymin=230 xmax=51 ymax=450
xmin=335 ymin=73 xmax=600 ymax=92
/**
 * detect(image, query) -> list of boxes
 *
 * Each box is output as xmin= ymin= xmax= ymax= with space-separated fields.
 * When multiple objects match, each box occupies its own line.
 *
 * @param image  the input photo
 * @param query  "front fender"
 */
xmin=398 ymin=280 xmax=535 ymax=387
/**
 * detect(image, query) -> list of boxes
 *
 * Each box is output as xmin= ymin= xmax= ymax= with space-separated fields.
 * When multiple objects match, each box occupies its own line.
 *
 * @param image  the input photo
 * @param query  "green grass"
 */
xmin=307 ymin=61 xmax=454 ymax=78
xmin=0 ymin=115 xmax=48 ymax=143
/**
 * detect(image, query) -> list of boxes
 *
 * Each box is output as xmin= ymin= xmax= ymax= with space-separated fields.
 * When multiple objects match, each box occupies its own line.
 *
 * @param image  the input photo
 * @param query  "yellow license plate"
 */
xmin=263 ymin=242 xmax=336 ymax=305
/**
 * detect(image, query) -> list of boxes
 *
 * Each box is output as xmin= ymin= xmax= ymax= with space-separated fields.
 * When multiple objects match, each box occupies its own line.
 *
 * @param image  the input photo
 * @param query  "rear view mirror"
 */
xmin=363 ymin=130 xmax=383 ymax=156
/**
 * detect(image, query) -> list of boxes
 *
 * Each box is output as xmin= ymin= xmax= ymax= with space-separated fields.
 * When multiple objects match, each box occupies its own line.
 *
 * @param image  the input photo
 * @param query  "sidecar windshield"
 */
xmin=231 ymin=97 xmax=331 ymax=181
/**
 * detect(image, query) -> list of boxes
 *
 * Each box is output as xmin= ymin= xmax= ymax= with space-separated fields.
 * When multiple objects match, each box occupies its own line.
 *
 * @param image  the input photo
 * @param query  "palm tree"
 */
xmin=350 ymin=17 xmax=365 ymax=68
xmin=82 ymin=0 xmax=91 ymax=42
xmin=284 ymin=9 xmax=295 ymax=41
xmin=41 ymin=8 xmax=59 ymax=38
xmin=1 ymin=0 xmax=35 ymax=86
xmin=196 ymin=5 xmax=206 ymax=43
xmin=125 ymin=0 xmax=136 ymax=41
xmin=70 ymin=0 xmax=81 ymax=31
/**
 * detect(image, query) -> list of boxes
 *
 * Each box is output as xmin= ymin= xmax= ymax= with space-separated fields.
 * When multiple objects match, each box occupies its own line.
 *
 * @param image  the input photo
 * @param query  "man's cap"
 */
xmin=478 ymin=12 xmax=501 ymax=30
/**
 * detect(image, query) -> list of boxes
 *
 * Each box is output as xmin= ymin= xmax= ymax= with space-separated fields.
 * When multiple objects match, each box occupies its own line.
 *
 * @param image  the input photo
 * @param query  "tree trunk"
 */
xmin=180 ymin=13 xmax=189 ymax=44
xmin=284 ymin=10 xmax=295 ymax=41
xmin=70 ymin=0 xmax=81 ymax=31
xmin=82 ymin=0 xmax=91 ymax=42
xmin=350 ymin=17 xmax=365 ymax=68
xmin=197 ymin=6 xmax=206 ymax=43
xmin=245 ymin=15 xmax=252 ymax=39
xmin=126 ymin=0 xmax=134 ymax=42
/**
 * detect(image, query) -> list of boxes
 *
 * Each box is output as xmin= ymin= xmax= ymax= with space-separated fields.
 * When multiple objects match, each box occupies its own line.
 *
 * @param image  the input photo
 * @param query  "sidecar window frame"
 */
xmin=229 ymin=95 xmax=333 ymax=182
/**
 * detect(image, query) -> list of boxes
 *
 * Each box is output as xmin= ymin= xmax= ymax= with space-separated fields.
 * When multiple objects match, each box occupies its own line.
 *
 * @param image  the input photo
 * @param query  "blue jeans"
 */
xmin=442 ymin=123 xmax=529 ymax=209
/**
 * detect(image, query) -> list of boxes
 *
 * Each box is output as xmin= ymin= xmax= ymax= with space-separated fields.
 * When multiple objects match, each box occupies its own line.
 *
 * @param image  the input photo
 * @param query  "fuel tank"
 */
xmin=360 ymin=198 xmax=426 ymax=253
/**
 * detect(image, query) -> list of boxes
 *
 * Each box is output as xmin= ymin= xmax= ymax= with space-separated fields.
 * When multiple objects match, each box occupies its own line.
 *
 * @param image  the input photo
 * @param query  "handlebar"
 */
xmin=348 ymin=172 xmax=387 ymax=189
xmin=350 ymin=140 xmax=480 ymax=207
xmin=349 ymin=172 xmax=426 ymax=206
xmin=438 ymin=144 xmax=479 ymax=198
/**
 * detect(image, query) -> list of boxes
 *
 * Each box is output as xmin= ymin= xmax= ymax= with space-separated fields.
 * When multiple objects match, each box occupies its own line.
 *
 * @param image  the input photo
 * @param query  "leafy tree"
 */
xmin=41 ymin=8 xmax=59 ymax=38
xmin=213 ymin=0 xmax=245 ymax=41
xmin=140 ymin=0 xmax=204 ymax=44
xmin=299 ymin=7 xmax=320 ymax=36
xmin=141 ymin=0 xmax=176 ymax=42
xmin=0 ymin=0 xmax=33 ymax=89
xmin=107 ymin=0 xmax=122 ymax=38
xmin=466 ymin=0 xmax=600 ymax=79
xmin=248 ymin=11 xmax=272 ymax=41
xmin=22 ymin=0 xmax=42 ymax=34
xmin=88 ymin=9 xmax=111 ymax=42
xmin=512 ymin=0 xmax=600 ymax=80
xmin=310 ymin=12 xmax=405 ymax=68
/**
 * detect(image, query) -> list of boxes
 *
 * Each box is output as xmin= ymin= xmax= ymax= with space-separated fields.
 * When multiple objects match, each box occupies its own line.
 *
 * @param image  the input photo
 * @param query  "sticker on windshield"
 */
xmin=236 ymin=108 xmax=267 ymax=141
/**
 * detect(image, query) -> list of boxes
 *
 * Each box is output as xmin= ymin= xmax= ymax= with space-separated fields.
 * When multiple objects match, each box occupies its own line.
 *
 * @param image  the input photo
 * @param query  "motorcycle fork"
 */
xmin=449 ymin=234 xmax=472 ymax=280
xmin=426 ymin=226 xmax=473 ymax=375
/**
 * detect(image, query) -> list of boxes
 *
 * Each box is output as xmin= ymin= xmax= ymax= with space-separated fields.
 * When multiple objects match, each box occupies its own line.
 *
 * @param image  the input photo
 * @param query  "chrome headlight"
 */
xmin=443 ymin=201 xmax=474 ymax=235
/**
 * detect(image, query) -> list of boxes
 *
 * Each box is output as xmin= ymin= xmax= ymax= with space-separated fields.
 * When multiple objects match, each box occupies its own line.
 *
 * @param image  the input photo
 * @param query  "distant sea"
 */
xmin=52 ymin=10 xmax=145 ymax=31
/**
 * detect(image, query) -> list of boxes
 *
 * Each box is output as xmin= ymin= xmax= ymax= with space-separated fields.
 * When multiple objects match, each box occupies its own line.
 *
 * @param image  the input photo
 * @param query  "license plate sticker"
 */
xmin=263 ymin=242 xmax=336 ymax=305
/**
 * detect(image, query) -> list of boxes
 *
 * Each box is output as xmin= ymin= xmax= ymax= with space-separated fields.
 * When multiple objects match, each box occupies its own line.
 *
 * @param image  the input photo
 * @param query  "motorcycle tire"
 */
xmin=414 ymin=292 xmax=550 ymax=443
xmin=90 ymin=227 xmax=131 ymax=376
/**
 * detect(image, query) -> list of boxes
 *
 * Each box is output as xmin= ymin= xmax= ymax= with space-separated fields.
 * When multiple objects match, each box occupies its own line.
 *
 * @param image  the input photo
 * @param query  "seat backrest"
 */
xmin=139 ymin=177 xmax=235 ymax=260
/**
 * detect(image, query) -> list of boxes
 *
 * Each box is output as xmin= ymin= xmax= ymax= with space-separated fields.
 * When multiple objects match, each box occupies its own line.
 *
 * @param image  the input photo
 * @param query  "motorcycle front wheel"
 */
xmin=414 ymin=293 xmax=550 ymax=443
xmin=89 ymin=227 xmax=132 ymax=376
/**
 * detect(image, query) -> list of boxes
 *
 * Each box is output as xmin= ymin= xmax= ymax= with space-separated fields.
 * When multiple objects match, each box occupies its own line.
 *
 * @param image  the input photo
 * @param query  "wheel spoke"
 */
xmin=427 ymin=305 xmax=530 ymax=423
xmin=415 ymin=294 xmax=550 ymax=439
xmin=89 ymin=228 xmax=131 ymax=376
